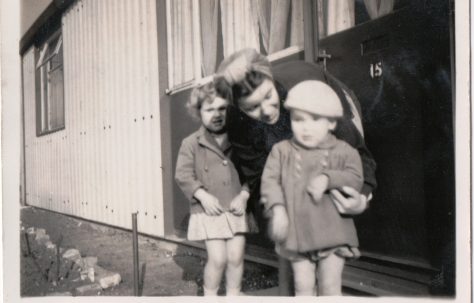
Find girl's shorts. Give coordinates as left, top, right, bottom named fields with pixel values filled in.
left=276, top=244, right=361, bottom=263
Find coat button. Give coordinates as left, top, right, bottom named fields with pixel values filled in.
left=204, top=166, right=208, bottom=171
left=222, top=160, right=228, bottom=166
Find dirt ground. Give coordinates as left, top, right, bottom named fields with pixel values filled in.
left=20, top=206, right=278, bottom=297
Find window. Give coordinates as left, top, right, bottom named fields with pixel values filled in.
left=166, top=0, right=305, bottom=91
left=36, top=32, right=65, bottom=135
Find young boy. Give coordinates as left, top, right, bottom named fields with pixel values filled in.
left=261, top=80, right=364, bottom=296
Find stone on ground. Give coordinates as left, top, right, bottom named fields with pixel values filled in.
left=45, top=241, right=56, bottom=251
left=34, top=229, right=50, bottom=245
left=94, top=265, right=121, bottom=289
left=62, top=249, right=81, bottom=263
left=79, top=256, right=98, bottom=269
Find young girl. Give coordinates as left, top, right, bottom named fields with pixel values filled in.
left=261, top=80, right=364, bottom=296
left=175, top=82, right=253, bottom=296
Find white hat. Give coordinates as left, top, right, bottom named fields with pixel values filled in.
left=284, top=80, right=343, bottom=118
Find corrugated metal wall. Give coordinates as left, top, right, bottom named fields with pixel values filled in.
left=22, top=0, right=164, bottom=236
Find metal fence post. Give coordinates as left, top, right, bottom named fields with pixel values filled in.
left=132, top=212, right=139, bottom=296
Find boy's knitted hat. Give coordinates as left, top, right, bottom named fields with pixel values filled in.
left=284, top=80, right=343, bottom=118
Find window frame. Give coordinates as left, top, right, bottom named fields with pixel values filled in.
left=35, top=30, right=65, bottom=137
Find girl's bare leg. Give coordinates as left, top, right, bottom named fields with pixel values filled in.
left=317, top=253, right=345, bottom=296
left=225, top=235, right=246, bottom=295
left=204, top=239, right=227, bottom=296
left=291, top=259, right=316, bottom=296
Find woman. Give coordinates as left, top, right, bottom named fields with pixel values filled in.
left=215, top=49, right=376, bottom=222
left=214, top=48, right=377, bottom=295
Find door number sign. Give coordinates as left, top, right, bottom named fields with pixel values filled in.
left=369, top=62, right=383, bottom=78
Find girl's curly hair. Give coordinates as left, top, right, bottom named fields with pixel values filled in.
left=186, top=81, right=222, bottom=121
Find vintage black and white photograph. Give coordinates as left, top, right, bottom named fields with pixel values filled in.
left=1, top=0, right=471, bottom=301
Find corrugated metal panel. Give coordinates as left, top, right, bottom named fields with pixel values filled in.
left=23, top=0, right=164, bottom=236
left=22, top=47, right=36, bottom=206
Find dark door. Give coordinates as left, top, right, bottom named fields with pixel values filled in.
left=318, top=0, right=454, bottom=269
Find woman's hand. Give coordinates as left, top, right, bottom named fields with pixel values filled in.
left=268, top=205, right=289, bottom=243
left=329, top=186, right=369, bottom=215
left=230, top=191, right=250, bottom=216
left=194, top=188, right=223, bottom=216
left=307, top=174, right=329, bottom=203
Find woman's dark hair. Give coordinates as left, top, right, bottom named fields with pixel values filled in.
left=215, top=71, right=268, bottom=107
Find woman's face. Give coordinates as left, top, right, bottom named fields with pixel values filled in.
left=290, top=109, right=336, bottom=149
left=200, top=96, right=229, bottom=134
left=238, top=78, right=280, bottom=124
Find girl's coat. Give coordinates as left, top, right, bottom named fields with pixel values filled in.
left=175, top=126, right=243, bottom=214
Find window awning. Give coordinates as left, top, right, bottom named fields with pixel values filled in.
left=36, top=35, right=62, bottom=69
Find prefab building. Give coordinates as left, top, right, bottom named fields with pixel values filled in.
left=22, top=0, right=164, bottom=235
left=20, top=0, right=455, bottom=295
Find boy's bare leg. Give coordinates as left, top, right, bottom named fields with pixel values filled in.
left=317, top=253, right=345, bottom=296
left=291, top=258, right=316, bottom=296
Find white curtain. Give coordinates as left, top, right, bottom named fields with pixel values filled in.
left=49, top=66, right=64, bottom=130
left=254, top=0, right=271, bottom=52
left=200, top=0, right=219, bottom=76
left=254, top=0, right=303, bottom=54
left=364, top=0, right=395, bottom=19
left=167, top=0, right=305, bottom=86
left=268, top=0, right=290, bottom=53
left=220, top=0, right=260, bottom=58
left=289, top=0, right=304, bottom=47
left=326, top=0, right=355, bottom=36
left=317, top=0, right=326, bottom=38
left=169, top=0, right=196, bottom=85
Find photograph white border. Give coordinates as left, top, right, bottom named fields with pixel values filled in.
left=2, top=0, right=471, bottom=302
